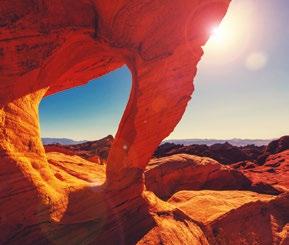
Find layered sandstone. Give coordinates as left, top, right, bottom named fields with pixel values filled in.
left=145, top=154, right=282, bottom=199
left=5, top=148, right=286, bottom=244
left=145, top=154, right=252, bottom=199
left=47, top=152, right=289, bottom=244
left=168, top=190, right=289, bottom=245
left=0, top=1, right=231, bottom=244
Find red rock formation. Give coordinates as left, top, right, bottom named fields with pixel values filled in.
left=265, top=136, right=289, bottom=155
left=240, top=150, right=289, bottom=193
left=168, top=190, right=289, bottom=244
left=145, top=154, right=281, bottom=198
left=154, top=141, right=266, bottom=164
left=154, top=136, right=289, bottom=168
left=47, top=152, right=289, bottom=244
left=44, top=135, right=113, bottom=164
left=0, top=1, right=233, bottom=244
left=256, top=135, right=289, bottom=164
left=145, top=154, right=252, bottom=199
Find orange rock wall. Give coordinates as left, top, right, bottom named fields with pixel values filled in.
left=0, top=1, right=230, bottom=243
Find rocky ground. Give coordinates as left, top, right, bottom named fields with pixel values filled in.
left=43, top=136, right=289, bottom=244
left=43, top=150, right=289, bottom=244
left=45, top=135, right=289, bottom=193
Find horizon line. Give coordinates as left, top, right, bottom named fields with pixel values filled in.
left=41, top=135, right=288, bottom=142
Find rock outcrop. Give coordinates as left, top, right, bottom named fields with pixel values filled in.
left=47, top=152, right=289, bottom=244
left=154, top=141, right=265, bottom=164
left=168, top=190, right=289, bottom=245
left=237, top=150, right=289, bottom=193
left=0, top=0, right=231, bottom=244
left=145, top=154, right=281, bottom=198
left=256, top=135, right=289, bottom=164
left=6, top=148, right=286, bottom=244
left=266, top=136, right=289, bottom=155
left=154, top=136, right=289, bottom=165
left=45, top=135, right=113, bottom=164
left=145, top=154, right=252, bottom=199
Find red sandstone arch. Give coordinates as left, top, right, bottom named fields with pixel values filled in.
left=0, top=1, right=230, bottom=243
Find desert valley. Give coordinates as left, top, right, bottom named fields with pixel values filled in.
left=45, top=135, right=289, bottom=196
left=41, top=135, right=289, bottom=244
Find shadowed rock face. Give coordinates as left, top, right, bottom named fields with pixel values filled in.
left=154, top=136, right=289, bottom=165
left=237, top=150, right=289, bottom=193
left=256, top=135, right=289, bottom=164
left=0, top=1, right=231, bottom=244
left=154, top=142, right=265, bottom=164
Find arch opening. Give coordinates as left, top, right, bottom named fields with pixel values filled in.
left=39, top=65, right=132, bottom=186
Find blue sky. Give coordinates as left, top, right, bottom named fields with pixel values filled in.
left=39, top=0, right=289, bottom=140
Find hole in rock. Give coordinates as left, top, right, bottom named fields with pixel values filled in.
left=39, top=66, right=131, bottom=185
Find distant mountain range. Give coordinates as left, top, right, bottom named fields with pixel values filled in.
left=42, top=138, right=87, bottom=145
left=42, top=137, right=274, bottom=147
left=164, top=138, right=274, bottom=147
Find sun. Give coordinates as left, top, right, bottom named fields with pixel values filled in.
left=210, top=26, right=223, bottom=42
left=209, top=24, right=232, bottom=45
left=202, top=0, right=257, bottom=64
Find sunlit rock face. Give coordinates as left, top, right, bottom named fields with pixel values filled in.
left=0, top=0, right=231, bottom=244
left=167, top=190, right=289, bottom=245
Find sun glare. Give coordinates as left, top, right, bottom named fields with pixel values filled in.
left=203, top=0, right=257, bottom=65
left=210, top=26, right=223, bottom=42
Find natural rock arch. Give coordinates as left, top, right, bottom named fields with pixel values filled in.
left=0, top=0, right=230, bottom=244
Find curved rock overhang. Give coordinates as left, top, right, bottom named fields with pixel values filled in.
left=0, top=0, right=231, bottom=243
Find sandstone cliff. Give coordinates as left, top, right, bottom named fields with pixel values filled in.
left=0, top=1, right=232, bottom=244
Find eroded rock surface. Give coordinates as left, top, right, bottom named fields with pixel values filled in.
left=11, top=149, right=289, bottom=244
left=0, top=0, right=231, bottom=244
left=46, top=152, right=289, bottom=244
left=145, top=154, right=254, bottom=199
left=168, top=190, right=289, bottom=245
left=239, top=150, right=289, bottom=193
